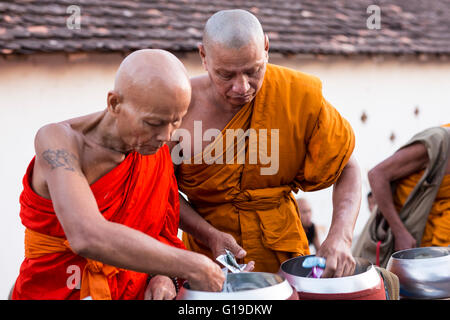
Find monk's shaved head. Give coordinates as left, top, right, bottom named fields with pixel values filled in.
left=106, top=49, right=191, bottom=155
left=113, top=49, right=191, bottom=108
left=203, top=9, right=265, bottom=52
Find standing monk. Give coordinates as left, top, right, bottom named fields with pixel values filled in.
left=171, top=10, right=361, bottom=278
left=12, top=49, right=224, bottom=300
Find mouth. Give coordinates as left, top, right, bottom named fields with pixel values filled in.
left=137, top=144, right=162, bottom=151
left=228, top=94, right=253, bottom=101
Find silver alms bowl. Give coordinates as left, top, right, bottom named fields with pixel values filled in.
left=386, top=247, right=450, bottom=299
left=176, top=272, right=295, bottom=300
left=279, top=255, right=382, bottom=294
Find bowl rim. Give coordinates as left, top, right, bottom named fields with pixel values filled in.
left=389, top=246, right=450, bottom=262
left=279, top=256, right=381, bottom=294
left=176, top=272, right=294, bottom=300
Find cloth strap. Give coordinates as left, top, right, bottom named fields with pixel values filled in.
left=24, top=228, right=120, bottom=300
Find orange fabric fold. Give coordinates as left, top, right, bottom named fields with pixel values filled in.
left=177, top=64, right=355, bottom=273
left=25, top=227, right=71, bottom=259
left=24, top=228, right=119, bottom=300
left=394, top=173, right=450, bottom=247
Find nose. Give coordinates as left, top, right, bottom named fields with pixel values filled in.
left=231, top=74, right=250, bottom=95
left=156, top=123, right=173, bottom=143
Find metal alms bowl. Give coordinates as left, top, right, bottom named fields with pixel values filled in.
left=386, top=247, right=450, bottom=299
left=279, top=255, right=381, bottom=294
left=176, top=272, right=295, bottom=300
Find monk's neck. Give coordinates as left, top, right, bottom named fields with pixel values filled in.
left=208, top=86, right=248, bottom=115
left=83, top=110, right=131, bottom=157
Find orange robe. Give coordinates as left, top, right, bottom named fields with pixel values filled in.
left=394, top=124, right=450, bottom=247
left=177, top=64, right=355, bottom=273
left=12, top=145, right=185, bottom=300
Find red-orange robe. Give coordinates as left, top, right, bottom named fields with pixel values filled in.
left=12, top=145, right=185, bottom=300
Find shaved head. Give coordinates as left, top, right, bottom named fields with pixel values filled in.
left=199, top=10, right=268, bottom=108
left=106, top=49, right=191, bottom=155
left=114, top=49, right=191, bottom=107
left=203, top=9, right=265, bottom=51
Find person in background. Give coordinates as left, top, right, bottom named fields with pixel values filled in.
left=368, top=124, right=450, bottom=252
left=296, top=198, right=321, bottom=252
left=367, top=191, right=377, bottom=214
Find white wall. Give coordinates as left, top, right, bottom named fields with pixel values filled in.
left=0, top=52, right=449, bottom=298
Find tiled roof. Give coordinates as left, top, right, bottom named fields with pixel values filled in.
left=1, top=0, right=449, bottom=56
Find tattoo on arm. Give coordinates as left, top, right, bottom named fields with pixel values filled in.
left=42, top=149, right=79, bottom=172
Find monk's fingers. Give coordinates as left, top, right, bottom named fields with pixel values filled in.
left=320, top=257, right=337, bottom=278
left=222, top=233, right=246, bottom=259
left=243, top=261, right=255, bottom=272
left=162, top=288, right=177, bottom=300
left=342, top=261, right=355, bottom=278
left=144, top=288, right=152, bottom=300
left=333, top=260, right=345, bottom=278
left=152, top=287, right=176, bottom=300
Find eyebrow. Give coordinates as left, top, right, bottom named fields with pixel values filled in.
left=216, top=63, right=263, bottom=75
left=144, top=115, right=181, bottom=123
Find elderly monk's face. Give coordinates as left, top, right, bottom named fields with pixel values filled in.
left=110, top=83, right=190, bottom=155
left=200, top=40, right=268, bottom=107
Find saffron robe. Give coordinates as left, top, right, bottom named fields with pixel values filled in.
left=177, top=64, right=355, bottom=273
left=12, top=145, right=185, bottom=300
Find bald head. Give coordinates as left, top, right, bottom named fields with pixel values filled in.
left=114, top=49, right=191, bottom=107
left=106, top=49, right=191, bottom=155
left=203, top=9, right=265, bottom=51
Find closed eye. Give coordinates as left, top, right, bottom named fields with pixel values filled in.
left=144, top=121, right=162, bottom=127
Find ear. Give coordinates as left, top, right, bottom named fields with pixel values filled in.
left=107, top=90, right=122, bottom=114
left=197, top=43, right=208, bottom=71
left=264, top=34, right=270, bottom=60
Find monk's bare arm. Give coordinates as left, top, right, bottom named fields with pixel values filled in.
left=368, top=142, right=428, bottom=249
left=34, top=124, right=223, bottom=291
left=178, top=194, right=218, bottom=247
left=172, top=159, right=250, bottom=261
left=318, top=155, right=361, bottom=278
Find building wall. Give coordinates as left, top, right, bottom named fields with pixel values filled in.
left=0, top=52, right=449, bottom=298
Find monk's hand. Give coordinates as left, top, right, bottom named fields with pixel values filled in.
left=188, top=254, right=225, bottom=292
left=144, top=275, right=176, bottom=300
left=316, top=234, right=355, bottom=278
left=208, top=230, right=255, bottom=271
left=393, top=228, right=417, bottom=252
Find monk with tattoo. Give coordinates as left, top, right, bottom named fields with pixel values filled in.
left=11, top=49, right=224, bottom=300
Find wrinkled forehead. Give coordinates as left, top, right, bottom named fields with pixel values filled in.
left=137, top=104, right=187, bottom=123
left=207, top=41, right=267, bottom=72
left=124, top=83, right=190, bottom=121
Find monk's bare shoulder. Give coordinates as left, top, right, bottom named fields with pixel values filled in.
left=177, top=75, right=210, bottom=130
left=188, top=75, right=210, bottom=114
left=32, top=121, right=85, bottom=198
left=34, top=122, right=83, bottom=163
